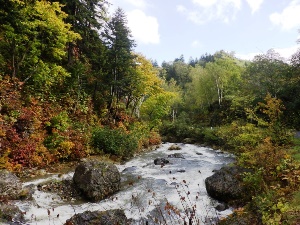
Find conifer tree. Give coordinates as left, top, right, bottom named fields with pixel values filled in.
left=103, top=7, right=136, bottom=113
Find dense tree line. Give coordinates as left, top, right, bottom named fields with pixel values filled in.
left=160, top=49, right=300, bottom=129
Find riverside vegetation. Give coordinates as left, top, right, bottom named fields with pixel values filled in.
left=1, top=0, right=300, bottom=224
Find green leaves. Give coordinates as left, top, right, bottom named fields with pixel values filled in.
left=0, top=0, right=80, bottom=92
left=141, top=91, right=177, bottom=130
left=92, top=127, right=138, bottom=157
left=243, top=49, right=289, bottom=100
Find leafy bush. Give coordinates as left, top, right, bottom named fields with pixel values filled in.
left=202, top=127, right=221, bottom=145
left=91, top=127, right=138, bottom=158
left=44, top=132, right=65, bottom=151
left=252, top=191, right=289, bottom=225
left=160, top=120, right=225, bottom=146
left=160, top=120, right=204, bottom=142
left=243, top=168, right=265, bottom=195
left=129, top=122, right=161, bottom=150
left=46, top=111, right=70, bottom=133
left=285, top=191, right=300, bottom=224
left=217, top=121, right=265, bottom=152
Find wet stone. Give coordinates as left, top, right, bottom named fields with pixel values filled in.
left=154, top=158, right=169, bottom=165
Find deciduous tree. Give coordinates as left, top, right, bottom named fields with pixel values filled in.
left=0, top=0, right=80, bottom=92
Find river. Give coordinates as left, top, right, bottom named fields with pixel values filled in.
left=14, top=143, right=235, bottom=225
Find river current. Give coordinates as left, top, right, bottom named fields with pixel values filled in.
left=14, top=143, right=235, bottom=225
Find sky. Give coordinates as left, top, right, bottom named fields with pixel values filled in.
left=108, top=0, right=300, bottom=65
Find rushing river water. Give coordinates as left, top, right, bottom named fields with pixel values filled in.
left=14, top=143, right=235, bottom=225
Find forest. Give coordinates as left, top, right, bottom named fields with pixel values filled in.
left=0, top=0, right=300, bottom=224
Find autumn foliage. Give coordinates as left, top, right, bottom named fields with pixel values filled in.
left=0, top=76, right=90, bottom=171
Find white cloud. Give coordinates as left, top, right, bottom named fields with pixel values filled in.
left=191, top=40, right=202, bottom=48
left=270, top=0, right=300, bottom=30
left=236, top=45, right=299, bottom=61
left=176, top=5, right=186, bottom=13
left=192, top=0, right=218, bottom=8
left=127, top=9, right=160, bottom=45
left=108, top=0, right=147, bottom=15
left=236, top=52, right=259, bottom=61
left=245, top=0, right=264, bottom=14
left=125, top=0, right=147, bottom=9
left=274, top=45, right=299, bottom=59
left=177, top=0, right=242, bottom=24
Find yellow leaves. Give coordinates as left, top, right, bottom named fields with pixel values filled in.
left=33, top=1, right=81, bottom=47
left=258, top=93, right=285, bottom=123
left=10, top=0, right=25, bottom=6
left=233, top=207, right=245, bottom=215
left=55, top=141, right=75, bottom=159
left=132, top=53, right=163, bottom=97
left=0, top=148, right=13, bottom=170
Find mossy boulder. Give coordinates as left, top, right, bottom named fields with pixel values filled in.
left=168, top=144, right=181, bottom=150
left=0, top=170, right=33, bottom=200
left=0, top=204, right=25, bottom=224
left=65, top=209, right=130, bottom=225
left=73, top=160, right=120, bottom=202
left=205, top=166, right=251, bottom=204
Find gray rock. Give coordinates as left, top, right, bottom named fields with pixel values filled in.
left=215, top=202, right=228, bottom=211
left=0, top=170, right=22, bottom=200
left=73, top=160, right=120, bottom=202
left=122, top=166, right=137, bottom=173
left=168, top=144, right=181, bottom=150
left=154, top=158, right=169, bottom=165
left=182, top=138, right=196, bottom=144
left=168, top=153, right=185, bottom=159
left=205, top=166, right=251, bottom=203
left=0, top=204, right=25, bottom=224
left=65, top=209, right=130, bottom=225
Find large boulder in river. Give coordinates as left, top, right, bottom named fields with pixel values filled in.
left=0, top=170, right=23, bottom=200
left=73, top=160, right=120, bottom=202
left=65, top=209, right=130, bottom=225
left=205, top=166, right=251, bottom=204
left=0, top=204, right=25, bottom=224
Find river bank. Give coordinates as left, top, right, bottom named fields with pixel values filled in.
left=1, top=143, right=236, bottom=225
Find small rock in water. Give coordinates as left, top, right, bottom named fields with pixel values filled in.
left=215, top=203, right=228, bottom=211
left=177, top=169, right=186, bottom=173
left=168, top=153, right=185, bottom=159
left=122, top=166, right=137, bottom=173
left=196, top=152, right=203, bottom=155
left=154, top=158, right=169, bottom=165
left=182, top=138, right=196, bottom=144
left=168, top=144, right=181, bottom=150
